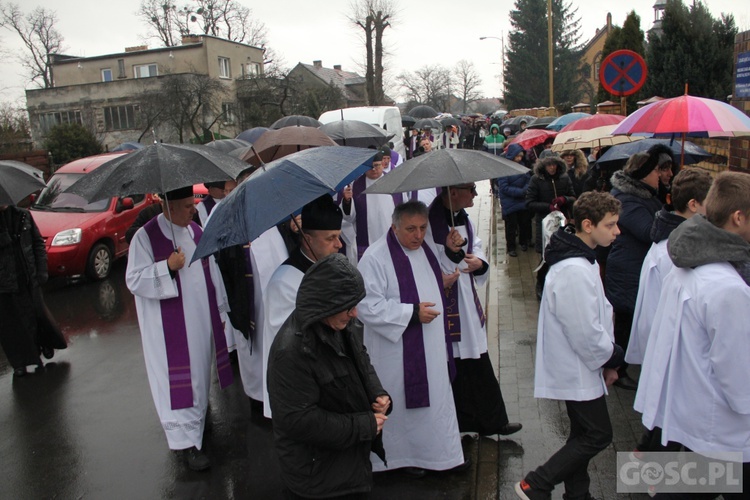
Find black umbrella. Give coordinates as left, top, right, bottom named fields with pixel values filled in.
left=408, top=105, right=439, bottom=119
left=438, top=116, right=463, bottom=129
left=525, top=116, right=557, bottom=130
left=595, top=138, right=712, bottom=168
left=270, top=115, right=322, bottom=129
left=413, top=118, right=443, bottom=131
left=65, top=143, right=248, bottom=202
left=204, top=138, right=251, bottom=154
left=401, top=115, right=417, bottom=128
left=319, top=120, right=394, bottom=148
left=0, top=160, right=47, bottom=205
left=236, top=127, right=269, bottom=143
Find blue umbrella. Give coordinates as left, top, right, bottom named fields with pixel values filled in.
left=236, top=127, right=269, bottom=143
left=595, top=138, right=711, bottom=168
left=191, top=146, right=377, bottom=262
left=546, top=112, right=591, bottom=131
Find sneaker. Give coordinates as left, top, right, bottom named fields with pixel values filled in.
left=515, top=480, right=550, bottom=500
left=184, top=446, right=211, bottom=471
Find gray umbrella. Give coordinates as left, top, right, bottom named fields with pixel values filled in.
left=319, top=120, right=394, bottom=148
left=413, top=118, right=443, bottom=131
left=0, top=160, right=47, bottom=205
left=64, top=143, right=248, bottom=202
left=364, top=149, right=526, bottom=194
left=204, top=138, right=251, bottom=154
left=270, top=115, right=322, bottom=129
left=408, top=105, right=439, bottom=119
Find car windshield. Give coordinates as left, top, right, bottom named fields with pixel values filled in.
left=31, top=173, right=109, bottom=212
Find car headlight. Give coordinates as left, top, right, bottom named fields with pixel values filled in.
left=51, top=228, right=82, bottom=246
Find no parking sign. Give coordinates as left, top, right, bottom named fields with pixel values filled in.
left=600, top=49, right=648, bottom=97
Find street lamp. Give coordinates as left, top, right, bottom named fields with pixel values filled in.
left=479, top=35, right=505, bottom=97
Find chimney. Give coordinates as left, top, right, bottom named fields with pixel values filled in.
left=334, top=65, right=342, bottom=71
left=313, top=60, right=322, bottom=69
left=606, top=12, right=612, bottom=28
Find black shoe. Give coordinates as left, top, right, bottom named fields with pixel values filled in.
left=515, top=480, right=550, bottom=500
left=401, top=467, right=427, bottom=478
left=184, top=446, right=211, bottom=471
left=521, top=244, right=529, bottom=252
left=41, top=346, right=54, bottom=359
left=13, top=367, right=27, bottom=377
left=498, top=422, right=523, bottom=435
left=614, top=375, right=638, bottom=391
left=508, top=250, right=518, bottom=257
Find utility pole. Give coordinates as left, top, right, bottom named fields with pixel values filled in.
left=479, top=34, right=505, bottom=97
left=548, top=0, right=554, bottom=108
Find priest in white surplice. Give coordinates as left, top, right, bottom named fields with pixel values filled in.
left=427, top=185, right=522, bottom=437
left=126, top=186, right=233, bottom=472
left=261, top=194, right=344, bottom=418
left=357, top=200, right=466, bottom=474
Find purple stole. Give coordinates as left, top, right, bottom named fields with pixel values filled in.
left=202, top=196, right=216, bottom=216
left=352, top=175, right=404, bottom=261
left=386, top=229, right=454, bottom=409
left=428, top=200, right=486, bottom=345
left=390, top=150, right=401, bottom=167
left=144, top=218, right=233, bottom=410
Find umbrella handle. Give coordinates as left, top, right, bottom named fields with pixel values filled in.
left=250, top=146, right=267, bottom=171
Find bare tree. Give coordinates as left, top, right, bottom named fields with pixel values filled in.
left=349, top=0, right=395, bottom=105
left=454, top=60, right=482, bottom=114
left=138, top=71, right=229, bottom=143
left=139, top=0, right=268, bottom=47
left=0, top=102, right=31, bottom=153
left=396, top=65, right=453, bottom=111
left=0, top=3, right=65, bottom=89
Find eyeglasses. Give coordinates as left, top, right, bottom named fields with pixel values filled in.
left=453, top=184, right=477, bottom=194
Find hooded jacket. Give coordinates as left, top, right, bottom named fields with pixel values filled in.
left=668, top=214, right=750, bottom=271
left=483, top=123, right=505, bottom=153
left=496, top=143, right=532, bottom=217
left=605, top=170, right=662, bottom=312
left=267, top=253, right=389, bottom=498
left=534, top=226, right=623, bottom=401
left=525, top=159, right=576, bottom=218
left=561, top=149, right=590, bottom=197
left=650, top=206, right=685, bottom=244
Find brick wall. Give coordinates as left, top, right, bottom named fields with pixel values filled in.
left=729, top=29, right=750, bottom=173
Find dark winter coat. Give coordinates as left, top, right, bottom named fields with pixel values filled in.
left=268, top=253, right=389, bottom=499
left=496, top=144, right=532, bottom=217
left=604, top=170, right=662, bottom=312
left=215, top=243, right=253, bottom=340
left=650, top=207, right=685, bottom=244
left=525, top=161, right=576, bottom=219
left=0, top=206, right=47, bottom=292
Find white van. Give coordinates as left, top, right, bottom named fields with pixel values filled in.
left=318, top=106, right=405, bottom=158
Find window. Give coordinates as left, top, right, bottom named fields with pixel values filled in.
left=222, top=103, right=236, bottom=124
left=39, top=110, right=82, bottom=133
left=102, top=69, right=113, bottom=82
left=104, top=105, right=139, bottom=131
left=247, top=62, right=261, bottom=76
left=593, top=53, right=602, bottom=81
left=218, top=57, right=231, bottom=78
left=117, top=59, right=126, bottom=78
left=134, top=64, right=158, bottom=79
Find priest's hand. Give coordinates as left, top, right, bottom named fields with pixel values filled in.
left=418, top=302, right=440, bottom=323
left=445, top=228, right=464, bottom=253
left=167, top=247, right=185, bottom=271
left=603, top=368, right=619, bottom=387
left=342, top=184, right=353, bottom=202
left=372, top=395, right=391, bottom=414
left=443, top=268, right=460, bottom=289
left=462, top=254, right=483, bottom=273
left=374, top=412, right=387, bottom=434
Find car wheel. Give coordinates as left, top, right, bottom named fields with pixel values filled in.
left=86, top=243, right=112, bottom=281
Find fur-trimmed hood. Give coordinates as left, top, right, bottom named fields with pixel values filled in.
left=533, top=158, right=566, bottom=180
left=561, top=149, right=588, bottom=179
left=610, top=170, right=658, bottom=200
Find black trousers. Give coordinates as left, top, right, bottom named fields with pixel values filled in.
left=504, top=210, right=532, bottom=251
left=525, top=396, right=612, bottom=499
left=451, top=353, right=510, bottom=435
left=613, top=309, right=634, bottom=375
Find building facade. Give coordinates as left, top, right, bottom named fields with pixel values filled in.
left=26, top=35, right=264, bottom=150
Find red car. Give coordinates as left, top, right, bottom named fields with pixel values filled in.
left=30, top=152, right=159, bottom=280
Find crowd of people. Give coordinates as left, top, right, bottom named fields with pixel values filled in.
left=3, top=113, right=749, bottom=499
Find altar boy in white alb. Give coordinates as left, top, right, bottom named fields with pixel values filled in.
left=515, top=192, right=624, bottom=500
left=357, top=201, right=465, bottom=475
left=126, top=186, right=233, bottom=472
left=637, top=172, right=750, bottom=498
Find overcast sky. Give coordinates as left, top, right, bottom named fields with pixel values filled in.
left=1, top=0, right=747, bottom=109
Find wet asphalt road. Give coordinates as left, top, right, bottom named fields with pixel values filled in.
left=0, top=260, right=477, bottom=500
